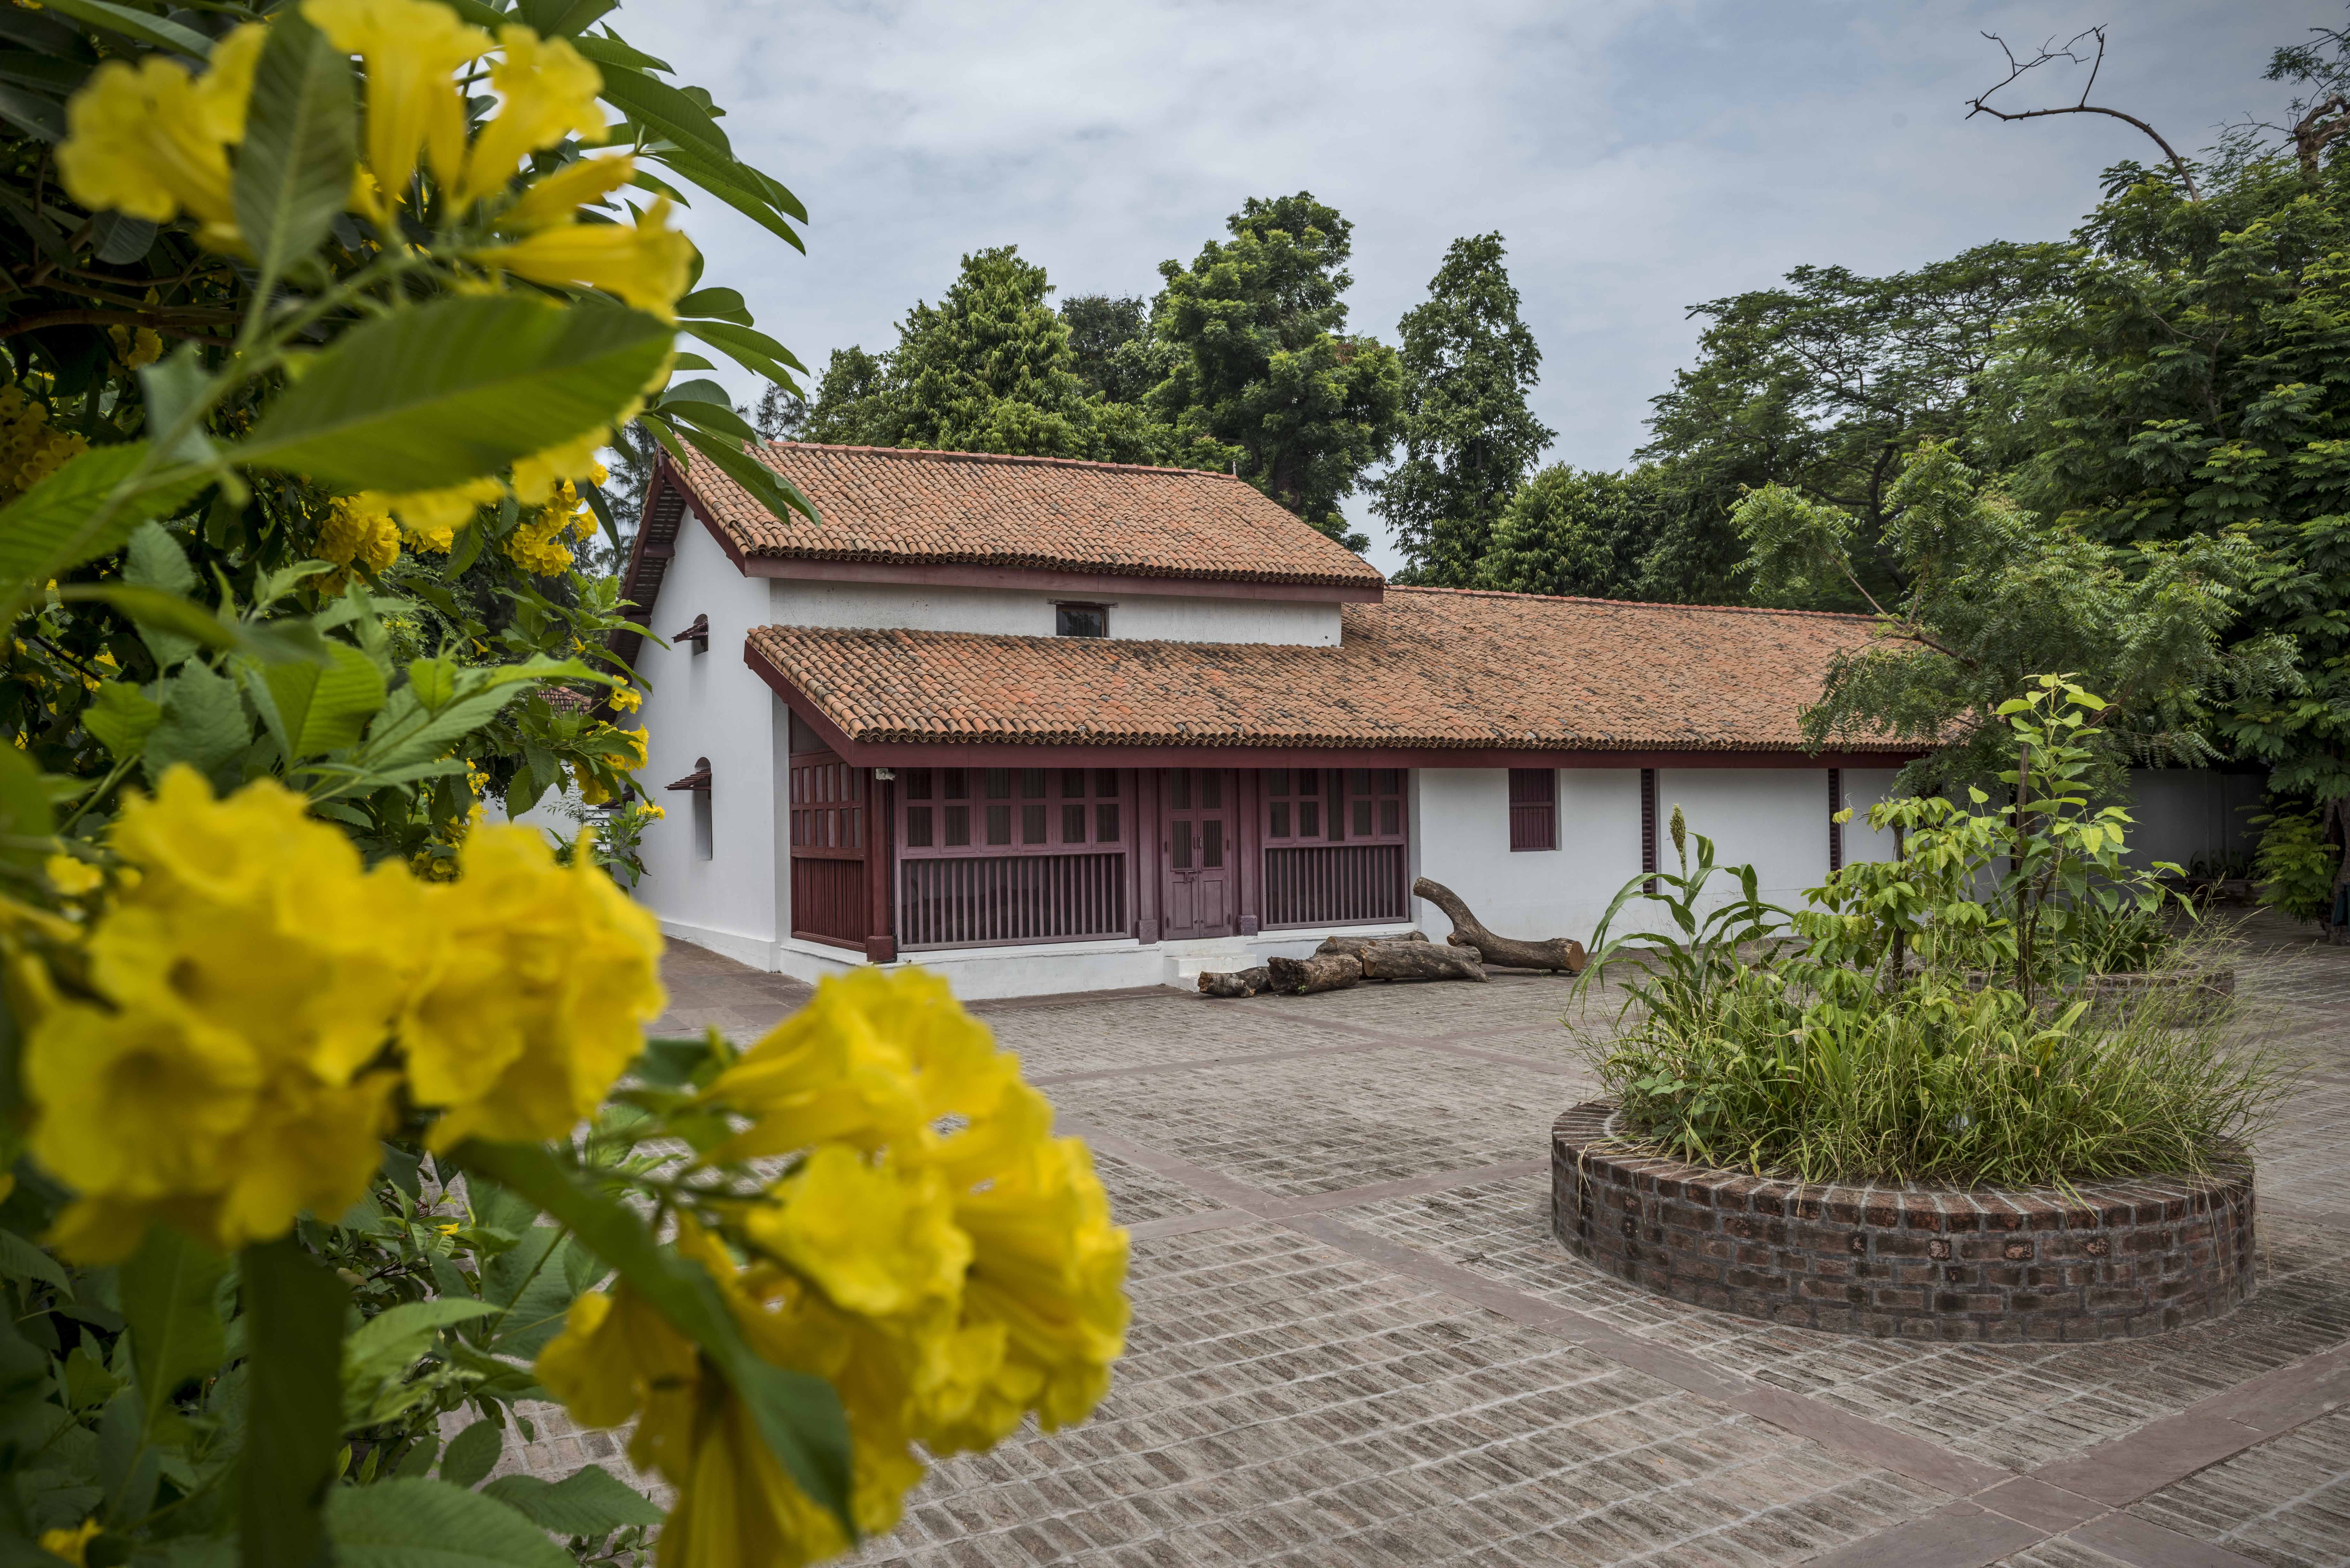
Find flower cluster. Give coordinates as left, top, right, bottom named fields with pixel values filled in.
left=537, top=968, right=1130, bottom=1568
left=0, top=385, right=90, bottom=504
left=54, top=0, right=686, bottom=547
left=315, top=495, right=403, bottom=581
left=503, top=472, right=602, bottom=577
left=20, top=768, right=666, bottom=1261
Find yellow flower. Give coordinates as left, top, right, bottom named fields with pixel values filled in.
left=54, top=24, right=266, bottom=251
left=304, top=0, right=486, bottom=219
left=25, top=769, right=415, bottom=1261
left=40, top=1518, right=102, bottom=1566
left=454, top=26, right=605, bottom=212
left=504, top=152, right=637, bottom=230
left=316, top=496, right=402, bottom=574
left=639, top=802, right=664, bottom=820
left=44, top=854, right=102, bottom=897
left=502, top=507, right=577, bottom=576
left=617, top=725, right=648, bottom=771
left=610, top=686, right=642, bottom=713
left=108, top=325, right=164, bottom=369
left=745, top=1147, right=969, bottom=1320
left=512, top=429, right=606, bottom=505
left=397, top=822, right=664, bottom=1149
left=372, top=477, right=504, bottom=541
left=470, top=196, right=695, bottom=320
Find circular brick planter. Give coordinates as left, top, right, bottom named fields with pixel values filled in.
left=1551, top=1101, right=2255, bottom=1341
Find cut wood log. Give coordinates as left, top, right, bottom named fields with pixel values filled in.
left=1359, top=943, right=1486, bottom=983
left=1411, top=877, right=1588, bottom=974
left=1197, top=966, right=1272, bottom=998
left=1313, top=931, right=1428, bottom=960
left=1267, top=953, right=1362, bottom=995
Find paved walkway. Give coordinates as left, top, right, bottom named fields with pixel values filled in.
left=509, top=919, right=2350, bottom=1567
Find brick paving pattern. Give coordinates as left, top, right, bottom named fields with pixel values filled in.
left=491, top=911, right=2350, bottom=1565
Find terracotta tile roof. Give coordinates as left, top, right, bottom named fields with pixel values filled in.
left=746, top=587, right=1906, bottom=754
left=673, top=442, right=1384, bottom=589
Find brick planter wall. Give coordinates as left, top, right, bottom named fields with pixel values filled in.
left=1551, top=1101, right=2256, bottom=1341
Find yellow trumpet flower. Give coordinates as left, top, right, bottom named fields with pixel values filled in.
left=470, top=197, right=695, bottom=321
left=304, top=0, right=488, bottom=220
left=455, top=26, right=607, bottom=212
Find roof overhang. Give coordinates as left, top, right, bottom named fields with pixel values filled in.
left=745, top=638, right=1920, bottom=773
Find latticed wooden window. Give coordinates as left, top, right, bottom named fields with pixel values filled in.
left=1262, top=768, right=1405, bottom=844
left=1508, top=768, right=1556, bottom=851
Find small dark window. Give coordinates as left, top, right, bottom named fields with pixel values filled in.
left=1020, top=768, right=1046, bottom=799
left=1170, top=770, right=1191, bottom=810
left=906, top=807, right=933, bottom=848
left=1061, top=768, right=1087, bottom=799
left=1022, top=803, right=1047, bottom=844
left=1268, top=768, right=1290, bottom=796
left=1299, top=800, right=1320, bottom=838
left=1202, top=818, right=1223, bottom=868
left=985, top=803, right=1011, bottom=845
left=944, top=805, right=970, bottom=847
left=1095, top=768, right=1118, bottom=798
left=1510, top=769, right=1557, bottom=852
left=1055, top=603, right=1108, bottom=638
left=944, top=769, right=969, bottom=800
left=1171, top=819, right=1192, bottom=869
left=904, top=769, right=933, bottom=800
left=1095, top=802, right=1120, bottom=842
left=1063, top=803, right=1087, bottom=843
left=1270, top=802, right=1290, bottom=838
left=984, top=768, right=1010, bottom=800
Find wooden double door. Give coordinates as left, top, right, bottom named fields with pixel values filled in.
left=1159, top=767, right=1236, bottom=939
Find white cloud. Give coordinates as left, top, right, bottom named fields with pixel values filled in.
left=619, top=0, right=2337, bottom=572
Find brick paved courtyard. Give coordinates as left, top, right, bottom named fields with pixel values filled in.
left=506, top=918, right=2350, bottom=1566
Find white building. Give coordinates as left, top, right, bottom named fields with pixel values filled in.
left=613, top=442, right=2254, bottom=999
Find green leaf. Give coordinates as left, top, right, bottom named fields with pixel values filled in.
left=0, top=1228, right=70, bottom=1296
left=569, top=32, right=672, bottom=74
left=663, top=396, right=762, bottom=447
left=680, top=319, right=806, bottom=386
left=138, top=348, right=218, bottom=468
left=123, top=521, right=199, bottom=666
left=240, top=1238, right=348, bottom=1568
left=0, top=82, right=64, bottom=142
left=593, top=63, right=729, bottom=156
left=436, top=1418, right=503, bottom=1490
left=119, top=1226, right=227, bottom=1444
left=674, top=287, right=751, bottom=325
left=238, top=295, right=675, bottom=494
left=232, top=9, right=356, bottom=294
left=327, top=1478, right=570, bottom=1568
left=450, top=1140, right=853, bottom=1536
left=144, top=660, right=248, bottom=782
left=343, top=1300, right=498, bottom=1406
left=651, top=139, right=806, bottom=250
left=481, top=1465, right=662, bottom=1534
left=514, top=0, right=616, bottom=36
left=36, top=0, right=212, bottom=57
left=266, top=641, right=386, bottom=758
left=671, top=420, right=815, bottom=524
left=79, top=681, right=161, bottom=762
left=0, top=443, right=210, bottom=598
left=0, top=744, right=51, bottom=867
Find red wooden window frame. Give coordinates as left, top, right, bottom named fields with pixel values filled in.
left=1640, top=767, right=1658, bottom=894
left=1261, top=768, right=1405, bottom=845
left=896, top=767, right=1129, bottom=858
left=1828, top=768, right=1844, bottom=872
left=1508, top=768, right=1557, bottom=852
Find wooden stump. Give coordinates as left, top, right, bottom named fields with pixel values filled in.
left=1412, top=877, right=1588, bottom=974
left=1313, top=931, right=1429, bottom=961
left=1267, top=953, right=1363, bottom=995
left=1360, top=943, right=1486, bottom=983
left=1198, top=966, right=1272, bottom=998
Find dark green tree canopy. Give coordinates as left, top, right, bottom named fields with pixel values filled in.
left=1151, top=192, right=1403, bottom=549
left=1059, top=293, right=1162, bottom=405
left=800, top=344, right=897, bottom=445
left=892, top=245, right=1095, bottom=457
left=1371, top=233, right=1554, bottom=584
left=1476, top=465, right=1669, bottom=601
left=1638, top=241, right=2071, bottom=606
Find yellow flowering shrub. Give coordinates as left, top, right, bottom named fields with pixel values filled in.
left=25, top=770, right=413, bottom=1261
left=316, top=495, right=402, bottom=575
left=538, top=969, right=1131, bottom=1567
left=398, top=823, right=665, bottom=1148
left=0, top=385, right=90, bottom=504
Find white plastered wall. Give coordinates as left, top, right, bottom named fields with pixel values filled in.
left=1412, top=769, right=1645, bottom=946
left=764, top=578, right=1340, bottom=645
left=1839, top=768, right=1905, bottom=865
left=630, top=508, right=788, bottom=969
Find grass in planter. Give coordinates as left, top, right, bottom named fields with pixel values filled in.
left=1571, top=783, right=2287, bottom=1190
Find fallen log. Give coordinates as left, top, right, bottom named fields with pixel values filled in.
left=1313, top=931, right=1429, bottom=960
left=1197, top=966, right=1272, bottom=998
left=1360, top=942, right=1485, bottom=983
left=1411, top=877, right=1588, bottom=974
left=1267, top=953, right=1362, bottom=995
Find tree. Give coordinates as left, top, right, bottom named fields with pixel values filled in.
left=1371, top=234, right=1553, bottom=584
left=1978, top=31, right=2350, bottom=807
left=892, top=245, right=1097, bottom=456
left=1637, top=242, right=2070, bottom=606
left=1152, top=192, right=1404, bottom=550
left=754, top=382, right=807, bottom=440
left=1060, top=293, right=1164, bottom=405
left=1738, top=443, right=2292, bottom=791
left=1476, top=465, right=1672, bottom=600
left=800, top=344, right=899, bottom=445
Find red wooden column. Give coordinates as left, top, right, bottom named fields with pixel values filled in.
left=866, top=770, right=896, bottom=963
left=1135, top=768, right=1161, bottom=944
left=1235, top=768, right=1262, bottom=935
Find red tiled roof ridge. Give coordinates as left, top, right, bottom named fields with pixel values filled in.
left=1386, top=584, right=1879, bottom=624
left=757, top=439, right=1242, bottom=481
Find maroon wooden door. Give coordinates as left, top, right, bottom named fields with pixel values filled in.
left=1159, top=767, right=1235, bottom=939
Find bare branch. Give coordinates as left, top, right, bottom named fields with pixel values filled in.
left=1964, top=25, right=2204, bottom=202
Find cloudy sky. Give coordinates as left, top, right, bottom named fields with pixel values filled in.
left=622, top=0, right=2338, bottom=573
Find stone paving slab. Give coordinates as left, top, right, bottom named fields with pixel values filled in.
left=492, top=913, right=2350, bottom=1565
